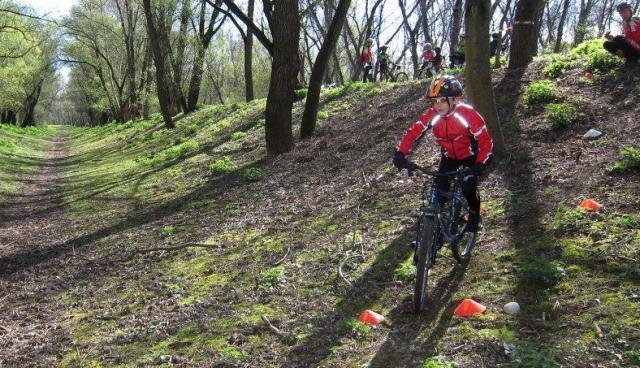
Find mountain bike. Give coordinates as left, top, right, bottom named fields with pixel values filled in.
left=381, top=63, right=409, bottom=82
left=410, top=163, right=478, bottom=313
left=416, top=61, right=438, bottom=79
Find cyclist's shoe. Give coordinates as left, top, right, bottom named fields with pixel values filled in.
left=466, top=210, right=482, bottom=232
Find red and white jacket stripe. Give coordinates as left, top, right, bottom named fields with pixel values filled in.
left=624, top=16, right=640, bottom=51
left=397, top=103, right=493, bottom=164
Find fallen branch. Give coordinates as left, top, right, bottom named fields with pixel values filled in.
left=0, top=325, right=9, bottom=332
left=273, top=246, right=291, bottom=266
left=261, top=315, right=288, bottom=338
left=130, top=243, right=223, bottom=255
left=338, top=254, right=364, bottom=287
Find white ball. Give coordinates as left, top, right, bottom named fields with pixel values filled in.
left=503, top=301, right=521, bottom=315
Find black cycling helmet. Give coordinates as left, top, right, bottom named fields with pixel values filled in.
left=434, top=46, right=441, bottom=53
left=616, top=2, right=632, bottom=11
left=427, top=75, right=463, bottom=98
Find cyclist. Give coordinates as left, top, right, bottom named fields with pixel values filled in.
left=361, top=38, right=375, bottom=82
left=392, top=75, right=494, bottom=237
left=378, top=45, right=391, bottom=81
left=604, top=2, right=640, bottom=65
left=433, top=46, right=443, bottom=73
left=420, top=43, right=436, bottom=74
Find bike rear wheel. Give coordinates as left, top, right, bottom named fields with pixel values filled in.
left=414, top=214, right=436, bottom=313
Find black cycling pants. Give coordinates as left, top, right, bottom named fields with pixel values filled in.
left=603, top=36, right=640, bottom=59
left=363, top=63, right=373, bottom=82
left=435, top=155, right=480, bottom=213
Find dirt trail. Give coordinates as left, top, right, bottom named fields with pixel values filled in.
left=0, top=130, right=78, bottom=366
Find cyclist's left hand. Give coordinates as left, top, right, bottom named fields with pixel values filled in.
left=472, top=163, right=485, bottom=177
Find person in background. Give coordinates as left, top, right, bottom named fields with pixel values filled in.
left=378, top=45, right=391, bottom=82
left=604, top=2, right=640, bottom=65
left=361, top=38, right=375, bottom=82
left=489, top=32, right=500, bottom=57
left=433, top=46, right=443, bottom=72
left=450, top=34, right=466, bottom=67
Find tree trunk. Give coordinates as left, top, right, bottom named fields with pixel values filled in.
left=449, top=0, right=464, bottom=59
left=142, top=0, right=174, bottom=128
left=300, top=0, right=351, bottom=139
left=574, top=0, right=595, bottom=46
left=22, top=78, right=44, bottom=127
left=554, top=0, right=571, bottom=53
left=264, top=0, right=300, bottom=156
left=244, top=0, right=255, bottom=102
left=465, top=0, right=505, bottom=159
left=508, top=0, right=545, bottom=69
left=418, top=0, right=431, bottom=43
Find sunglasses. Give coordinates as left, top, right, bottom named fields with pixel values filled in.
left=429, top=97, right=449, bottom=105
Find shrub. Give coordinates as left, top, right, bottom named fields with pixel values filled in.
left=517, top=259, right=565, bottom=289
left=607, top=146, right=640, bottom=173
left=210, top=156, right=237, bottom=175
left=336, top=317, right=370, bottom=338
left=243, top=167, right=263, bottom=182
left=544, top=58, right=574, bottom=78
left=569, top=39, right=606, bottom=60
left=162, top=225, right=176, bottom=236
left=258, top=266, right=284, bottom=289
left=231, top=131, right=247, bottom=140
left=294, top=88, right=308, bottom=101
left=545, top=102, right=576, bottom=129
left=584, top=49, right=622, bottom=73
left=523, top=80, right=555, bottom=106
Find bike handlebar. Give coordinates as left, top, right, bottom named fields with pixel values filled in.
left=408, top=162, right=471, bottom=178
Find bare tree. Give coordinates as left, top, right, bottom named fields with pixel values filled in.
left=465, top=0, right=505, bottom=158
left=300, top=0, right=351, bottom=138
left=574, top=0, right=596, bottom=46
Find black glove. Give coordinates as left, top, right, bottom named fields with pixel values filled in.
left=393, top=150, right=409, bottom=170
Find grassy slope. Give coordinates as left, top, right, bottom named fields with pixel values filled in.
left=0, top=124, right=56, bottom=200
left=4, top=49, right=639, bottom=367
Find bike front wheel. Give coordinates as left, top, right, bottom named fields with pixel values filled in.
left=414, top=214, right=436, bottom=313
left=394, top=72, right=409, bottom=82
left=450, top=200, right=476, bottom=263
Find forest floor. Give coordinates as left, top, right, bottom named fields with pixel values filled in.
left=1, top=57, right=640, bottom=368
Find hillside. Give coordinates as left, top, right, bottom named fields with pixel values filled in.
left=1, top=48, right=639, bottom=367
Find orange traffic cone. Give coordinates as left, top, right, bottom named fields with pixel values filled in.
left=453, top=298, right=486, bottom=317
left=357, top=309, right=385, bottom=325
left=579, top=198, right=603, bottom=212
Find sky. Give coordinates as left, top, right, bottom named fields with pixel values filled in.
left=18, top=0, right=78, bottom=18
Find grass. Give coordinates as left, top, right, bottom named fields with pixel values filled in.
left=0, top=124, right=56, bottom=199
left=4, top=66, right=640, bottom=367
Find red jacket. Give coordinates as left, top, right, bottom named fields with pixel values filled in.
left=624, top=16, right=640, bottom=51
left=422, top=50, right=435, bottom=62
left=361, top=47, right=373, bottom=64
left=397, top=103, right=493, bottom=164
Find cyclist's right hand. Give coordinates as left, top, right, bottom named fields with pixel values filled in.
left=393, top=150, right=416, bottom=175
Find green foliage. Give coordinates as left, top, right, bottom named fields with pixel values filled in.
left=393, top=260, right=415, bottom=282
left=141, top=140, right=199, bottom=167
left=336, top=317, right=370, bottom=338
left=549, top=204, right=590, bottom=233
left=294, top=88, right=308, bottom=101
left=544, top=56, right=575, bottom=78
left=243, top=167, right=263, bottom=182
left=607, top=146, right=640, bottom=173
left=625, top=350, right=640, bottom=365
left=523, top=80, right=556, bottom=106
left=423, top=357, right=458, bottom=368
left=490, top=56, right=507, bottom=69
left=584, top=49, right=623, bottom=73
left=317, top=110, right=329, bottom=120
left=231, top=131, right=247, bottom=140
left=210, top=156, right=237, bottom=175
left=162, top=225, right=176, bottom=237
left=569, top=39, right=606, bottom=60
left=545, top=103, right=576, bottom=129
left=442, top=66, right=465, bottom=75
left=517, top=259, right=565, bottom=289
left=258, top=266, right=284, bottom=289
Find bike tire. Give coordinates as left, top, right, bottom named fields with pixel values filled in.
left=395, top=72, right=409, bottom=82
left=414, top=214, right=436, bottom=313
left=450, top=197, right=475, bottom=264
